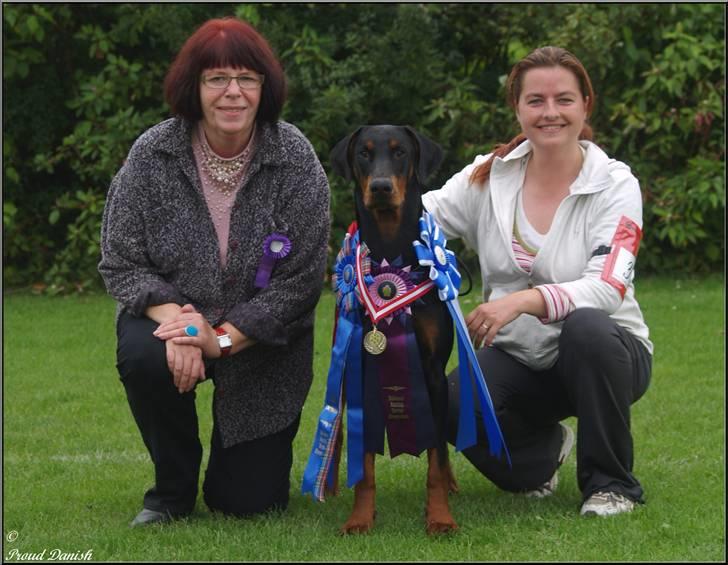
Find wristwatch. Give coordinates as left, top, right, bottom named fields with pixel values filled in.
left=214, top=326, right=232, bottom=358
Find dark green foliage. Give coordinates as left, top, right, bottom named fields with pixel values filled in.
left=3, top=4, right=724, bottom=291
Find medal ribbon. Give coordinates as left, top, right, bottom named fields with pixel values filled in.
left=376, top=319, right=418, bottom=456
left=355, top=244, right=434, bottom=324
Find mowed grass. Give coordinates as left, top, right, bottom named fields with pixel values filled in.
left=2, top=274, right=724, bottom=561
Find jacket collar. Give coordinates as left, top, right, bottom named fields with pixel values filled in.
left=487, top=139, right=615, bottom=248
left=491, top=139, right=613, bottom=194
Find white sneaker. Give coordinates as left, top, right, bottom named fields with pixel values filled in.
left=580, top=491, right=635, bottom=516
left=524, top=423, right=575, bottom=498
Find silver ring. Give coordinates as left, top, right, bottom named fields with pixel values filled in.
left=184, top=325, right=199, bottom=337
left=482, top=323, right=489, bottom=331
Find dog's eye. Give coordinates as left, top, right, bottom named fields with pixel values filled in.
left=359, top=150, right=370, bottom=159
left=393, top=148, right=406, bottom=159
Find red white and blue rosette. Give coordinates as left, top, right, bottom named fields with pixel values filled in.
left=413, top=211, right=510, bottom=463
left=367, top=260, right=416, bottom=322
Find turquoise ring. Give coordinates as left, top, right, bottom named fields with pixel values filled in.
left=184, top=325, right=199, bottom=337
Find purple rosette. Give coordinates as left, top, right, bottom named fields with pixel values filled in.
left=254, top=233, right=292, bottom=288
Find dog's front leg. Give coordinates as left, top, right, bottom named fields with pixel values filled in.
left=425, top=448, right=458, bottom=535
left=340, top=452, right=376, bottom=535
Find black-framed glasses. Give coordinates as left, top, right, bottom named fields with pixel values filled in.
left=201, top=73, right=265, bottom=90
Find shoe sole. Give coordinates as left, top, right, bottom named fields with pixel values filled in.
left=557, top=423, right=575, bottom=466
left=523, top=423, right=574, bottom=498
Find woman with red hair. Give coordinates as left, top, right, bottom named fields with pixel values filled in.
left=99, top=18, right=330, bottom=526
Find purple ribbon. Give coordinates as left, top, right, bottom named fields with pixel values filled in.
left=254, top=233, right=292, bottom=288
left=377, top=319, right=417, bottom=456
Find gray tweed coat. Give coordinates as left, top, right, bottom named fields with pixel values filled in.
left=99, top=117, right=330, bottom=447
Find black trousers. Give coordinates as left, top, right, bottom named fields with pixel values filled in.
left=447, top=308, right=651, bottom=503
left=116, top=312, right=300, bottom=517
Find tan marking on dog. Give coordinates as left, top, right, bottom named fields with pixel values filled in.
left=425, top=448, right=458, bottom=535
left=359, top=174, right=373, bottom=205
left=372, top=208, right=402, bottom=241
left=340, top=452, right=377, bottom=535
left=391, top=174, right=407, bottom=207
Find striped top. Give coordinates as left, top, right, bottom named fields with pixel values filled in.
left=513, top=189, right=574, bottom=324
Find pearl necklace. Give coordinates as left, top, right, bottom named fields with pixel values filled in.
left=198, top=125, right=254, bottom=197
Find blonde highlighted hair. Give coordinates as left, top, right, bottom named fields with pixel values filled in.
left=470, top=46, right=595, bottom=186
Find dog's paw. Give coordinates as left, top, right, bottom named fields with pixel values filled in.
left=339, top=512, right=376, bottom=535
left=425, top=516, right=459, bottom=536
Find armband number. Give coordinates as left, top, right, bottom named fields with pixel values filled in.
left=601, top=216, right=642, bottom=297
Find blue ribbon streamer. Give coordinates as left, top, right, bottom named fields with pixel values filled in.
left=448, top=300, right=511, bottom=465
left=302, top=309, right=361, bottom=500
left=303, top=230, right=367, bottom=501
left=345, top=316, right=364, bottom=488
left=414, top=211, right=510, bottom=465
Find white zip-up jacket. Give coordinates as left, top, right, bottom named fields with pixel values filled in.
left=423, top=140, right=652, bottom=370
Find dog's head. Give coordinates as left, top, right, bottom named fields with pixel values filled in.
left=330, top=125, right=443, bottom=213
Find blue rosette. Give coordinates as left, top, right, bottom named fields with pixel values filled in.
left=413, top=213, right=462, bottom=301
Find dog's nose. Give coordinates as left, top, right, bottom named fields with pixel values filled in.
left=369, top=179, right=393, bottom=195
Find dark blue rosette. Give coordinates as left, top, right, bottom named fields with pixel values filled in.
left=332, top=231, right=372, bottom=313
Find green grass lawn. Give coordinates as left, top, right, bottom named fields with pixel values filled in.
left=3, top=274, right=725, bottom=561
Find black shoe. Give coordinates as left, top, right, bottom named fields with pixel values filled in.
left=129, top=508, right=174, bottom=527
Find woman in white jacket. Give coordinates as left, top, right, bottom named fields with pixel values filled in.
left=423, top=46, right=652, bottom=517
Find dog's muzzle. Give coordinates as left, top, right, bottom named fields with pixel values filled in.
left=367, top=178, right=397, bottom=209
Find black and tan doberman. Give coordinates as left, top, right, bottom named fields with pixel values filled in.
left=330, top=125, right=458, bottom=535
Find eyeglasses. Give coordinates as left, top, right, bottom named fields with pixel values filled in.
left=201, top=73, right=265, bottom=90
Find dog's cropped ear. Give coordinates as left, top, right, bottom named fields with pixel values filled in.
left=404, top=126, right=444, bottom=184
left=330, top=127, right=363, bottom=181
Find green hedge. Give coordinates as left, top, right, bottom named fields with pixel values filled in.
left=3, top=4, right=724, bottom=292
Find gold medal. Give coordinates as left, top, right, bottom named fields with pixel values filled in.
left=363, top=327, right=387, bottom=355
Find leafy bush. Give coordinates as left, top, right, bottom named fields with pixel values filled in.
left=2, top=3, right=724, bottom=292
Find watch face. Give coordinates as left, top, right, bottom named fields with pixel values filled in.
left=218, top=334, right=233, bottom=349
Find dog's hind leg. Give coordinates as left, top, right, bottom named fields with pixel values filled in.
left=340, top=452, right=376, bottom=535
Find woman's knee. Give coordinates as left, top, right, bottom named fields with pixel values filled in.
left=560, top=308, right=614, bottom=346
left=558, top=308, right=635, bottom=398
left=560, top=308, right=618, bottom=357
left=116, top=314, right=169, bottom=383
